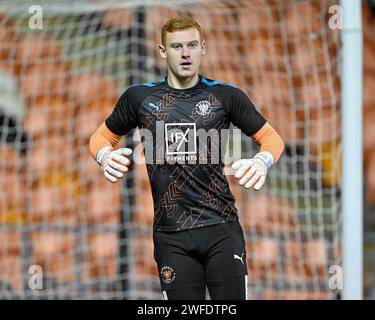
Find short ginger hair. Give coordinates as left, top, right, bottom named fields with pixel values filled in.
left=161, top=16, right=203, bottom=46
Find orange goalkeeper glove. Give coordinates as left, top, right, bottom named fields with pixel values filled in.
left=231, top=151, right=274, bottom=190
left=96, top=146, right=133, bottom=183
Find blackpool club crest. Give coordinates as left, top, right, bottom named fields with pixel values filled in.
left=160, top=266, right=176, bottom=284
left=194, top=100, right=211, bottom=116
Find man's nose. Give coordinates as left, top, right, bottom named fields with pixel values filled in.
left=181, top=46, right=190, bottom=57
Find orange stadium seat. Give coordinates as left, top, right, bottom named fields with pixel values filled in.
left=308, top=106, right=342, bottom=187
left=302, top=239, right=327, bottom=280
left=132, top=234, right=158, bottom=280
left=241, top=34, right=286, bottom=73
left=260, top=104, right=304, bottom=147
left=262, top=237, right=334, bottom=299
left=0, top=255, right=22, bottom=293
left=0, top=14, right=18, bottom=75
left=0, top=232, right=22, bottom=291
left=102, top=8, right=134, bottom=30
left=253, top=238, right=279, bottom=266
left=259, top=290, right=280, bottom=300
left=0, top=144, right=20, bottom=167
left=83, top=233, right=118, bottom=280
left=193, top=1, right=236, bottom=29
left=365, top=109, right=375, bottom=166
left=24, top=97, right=76, bottom=139
left=19, top=62, right=70, bottom=100
left=88, top=233, right=118, bottom=260
left=247, top=237, right=279, bottom=283
left=364, top=69, right=375, bottom=111
left=363, top=33, right=375, bottom=112
left=284, top=0, right=322, bottom=38
left=289, top=36, right=327, bottom=74
left=284, top=239, right=302, bottom=265
left=16, top=36, right=66, bottom=101
left=260, top=290, right=313, bottom=300
left=0, top=171, right=26, bottom=216
left=192, top=1, right=241, bottom=45
left=30, top=180, right=79, bottom=225
left=250, top=73, right=294, bottom=107
left=297, top=291, right=332, bottom=300
left=133, top=164, right=154, bottom=227
left=236, top=0, right=279, bottom=38
left=308, top=106, right=341, bottom=158
left=0, top=13, right=14, bottom=56
left=283, top=263, right=306, bottom=286
left=364, top=41, right=375, bottom=74
left=226, top=174, right=251, bottom=216
left=133, top=202, right=154, bottom=228
left=283, top=240, right=313, bottom=287
left=199, top=32, right=241, bottom=79
left=334, top=240, right=342, bottom=260
left=23, top=101, right=50, bottom=139
left=366, top=152, right=375, bottom=205
left=0, top=58, right=18, bottom=77
left=84, top=182, right=121, bottom=226
left=30, top=232, right=75, bottom=282
left=240, top=193, right=296, bottom=234
left=296, top=71, right=340, bottom=109
left=27, top=135, right=76, bottom=176
left=0, top=146, right=26, bottom=223
left=235, top=2, right=283, bottom=75
left=261, top=289, right=331, bottom=300
left=15, top=34, right=63, bottom=65
left=75, top=101, right=114, bottom=143
left=79, top=152, right=102, bottom=178
left=69, top=73, right=119, bottom=106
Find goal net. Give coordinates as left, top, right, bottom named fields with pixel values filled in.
left=0, top=0, right=342, bottom=299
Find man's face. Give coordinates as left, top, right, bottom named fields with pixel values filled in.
left=159, top=28, right=205, bottom=80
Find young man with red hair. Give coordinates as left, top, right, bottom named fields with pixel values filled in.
left=90, top=16, right=284, bottom=300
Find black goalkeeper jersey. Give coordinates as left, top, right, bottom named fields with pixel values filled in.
left=105, top=75, right=266, bottom=232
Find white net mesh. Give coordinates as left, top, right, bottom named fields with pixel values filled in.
left=0, top=0, right=342, bottom=299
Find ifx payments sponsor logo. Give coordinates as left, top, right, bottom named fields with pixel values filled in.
left=130, top=120, right=242, bottom=174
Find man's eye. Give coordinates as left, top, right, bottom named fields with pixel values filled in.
left=172, top=45, right=181, bottom=49
left=188, top=43, right=198, bottom=48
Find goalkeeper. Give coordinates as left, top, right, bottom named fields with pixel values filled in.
left=89, top=16, right=284, bottom=300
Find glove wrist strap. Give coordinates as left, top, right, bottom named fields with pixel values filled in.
left=96, top=146, right=111, bottom=166
left=254, top=151, right=274, bottom=169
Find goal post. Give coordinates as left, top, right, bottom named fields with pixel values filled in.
left=341, top=0, right=363, bottom=300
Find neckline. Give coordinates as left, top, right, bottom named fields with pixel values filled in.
left=164, top=75, right=202, bottom=93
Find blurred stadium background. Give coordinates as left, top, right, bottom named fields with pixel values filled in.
left=0, top=0, right=372, bottom=299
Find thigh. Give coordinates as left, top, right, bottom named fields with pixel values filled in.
left=153, top=231, right=205, bottom=293
left=204, top=222, right=248, bottom=284
left=207, top=276, right=248, bottom=300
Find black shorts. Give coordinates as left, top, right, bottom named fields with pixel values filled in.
left=153, top=222, right=248, bottom=297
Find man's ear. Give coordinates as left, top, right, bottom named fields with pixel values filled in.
left=201, top=40, right=206, bottom=56
left=158, top=44, right=167, bottom=59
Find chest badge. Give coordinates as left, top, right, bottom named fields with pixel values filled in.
left=194, top=100, right=211, bottom=116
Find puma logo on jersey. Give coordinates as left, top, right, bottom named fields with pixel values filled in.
left=147, top=102, right=160, bottom=112
left=234, top=253, right=244, bottom=264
